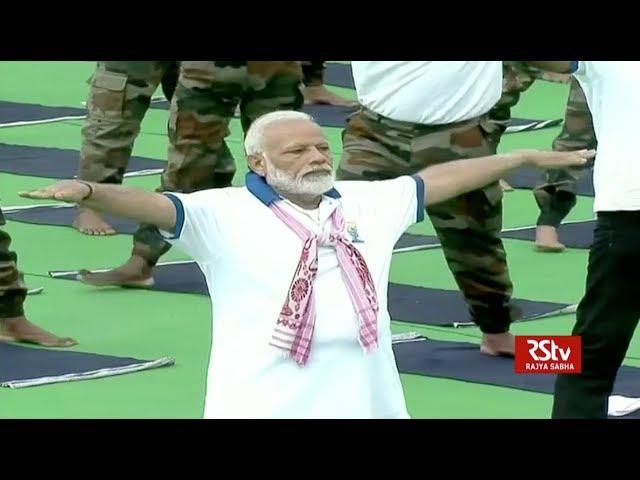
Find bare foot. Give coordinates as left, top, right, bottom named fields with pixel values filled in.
left=304, top=85, right=359, bottom=107
left=480, top=332, right=515, bottom=357
left=538, top=72, right=571, bottom=84
left=73, top=207, right=116, bottom=236
left=499, top=179, right=514, bottom=192
left=535, top=225, right=565, bottom=252
left=78, top=255, right=154, bottom=288
left=0, top=316, right=77, bottom=347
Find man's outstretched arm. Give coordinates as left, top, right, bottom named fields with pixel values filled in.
left=417, top=149, right=595, bottom=207
left=19, top=181, right=177, bottom=232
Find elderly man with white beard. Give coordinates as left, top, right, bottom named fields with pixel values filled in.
left=20, top=110, right=593, bottom=419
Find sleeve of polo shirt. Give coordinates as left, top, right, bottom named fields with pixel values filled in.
left=159, top=189, right=227, bottom=263
left=571, top=61, right=588, bottom=78
left=570, top=61, right=593, bottom=96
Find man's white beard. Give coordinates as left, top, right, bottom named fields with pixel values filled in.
left=266, top=163, right=335, bottom=197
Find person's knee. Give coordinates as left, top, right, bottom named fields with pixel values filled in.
left=87, top=69, right=129, bottom=119
left=87, top=68, right=156, bottom=123
left=171, top=113, right=232, bottom=150
left=163, top=168, right=236, bottom=193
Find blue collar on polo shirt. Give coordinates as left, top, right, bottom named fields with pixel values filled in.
left=245, top=171, right=341, bottom=206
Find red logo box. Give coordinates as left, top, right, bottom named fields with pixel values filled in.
left=515, top=336, right=581, bottom=374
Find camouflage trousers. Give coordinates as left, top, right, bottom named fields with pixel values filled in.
left=302, top=61, right=326, bottom=86
left=0, top=208, right=27, bottom=318
left=134, top=61, right=305, bottom=264
left=79, top=61, right=179, bottom=185
left=337, top=107, right=514, bottom=333
left=534, top=78, right=596, bottom=227
left=483, top=61, right=539, bottom=147
left=488, top=61, right=538, bottom=127
left=488, top=63, right=597, bottom=227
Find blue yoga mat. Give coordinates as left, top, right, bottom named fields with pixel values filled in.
left=324, top=63, right=355, bottom=89
left=392, top=336, right=640, bottom=419
left=4, top=205, right=140, bottom=234
left=0, top=342, right=174, bottom=388
left=0, top=143, right=164, bottom=179
left=149, top=100, right=358, bottom=128
left=49, top=262, right=572, bottom=328
left=505, top=165, right=594, bottom=197
left=395, top=220, right=596, bottom=252
left=0, top=101, right=85, bottom=124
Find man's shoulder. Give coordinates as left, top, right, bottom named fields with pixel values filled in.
left=167, top=186, right=256, bottom=219
left=334, top=179, right=374, bottom=198
left=334, top=176, right=417, bottom=203
left=335, top=176, right=414, bottom=191
left=177, top=185, right=247, bottom=202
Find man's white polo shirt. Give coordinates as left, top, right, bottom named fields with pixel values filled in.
left=570, top=61, right=640, bottom=212
left=351, top=61, right=503, bottom=124
left=162, top=171, right=425, bottom=419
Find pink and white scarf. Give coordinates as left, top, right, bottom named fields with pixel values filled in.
left=268, top=201, right=379, bottom=366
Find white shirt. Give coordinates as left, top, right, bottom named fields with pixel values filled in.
left=351, top=61, right=503, bottom=124
left=572, top=61, right=640, bottom=212
left=162, top=172, right=425, bottom=419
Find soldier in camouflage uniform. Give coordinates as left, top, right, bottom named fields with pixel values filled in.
left=302, top=61, right=358, bottom=107
left=485, top=61, right=539, bottom=191
left=533, top=78, right=596, bottom=251
left=79, top=61, right=304, bottom=288
left=76, top=61, right=180, bottom=236
left=485, top=62, right=538, bottom=147
left=0, top=208, right=76, bottom=347
left=337, top=61, right=517, bottom=355
left=487, top=63, right=596, bottom=251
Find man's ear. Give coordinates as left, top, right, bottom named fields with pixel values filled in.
left=247, top=154, right=267, bottom=177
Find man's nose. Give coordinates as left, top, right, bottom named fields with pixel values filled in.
left=308, top=146, right=331, bottom=164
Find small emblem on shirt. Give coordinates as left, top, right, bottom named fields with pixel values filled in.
left=346, top=222, right=364, bottom=243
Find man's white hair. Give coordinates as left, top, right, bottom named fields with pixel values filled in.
left=244, top=110, right=316, bottom=156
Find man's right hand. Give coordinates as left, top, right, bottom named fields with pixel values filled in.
left=19, top=180, right=93, bottom=203
left=518, top=149, right=596, bottom=170
left=20, top=180, right=176, bottom=232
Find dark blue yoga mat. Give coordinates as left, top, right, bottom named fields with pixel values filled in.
left=0, top=342, right=174, bottom=388
left=395, top=220, right=596, bottom=251
left=0, top=143, right=164, bottom=179
left=393, top=337, right=640, bottom=418
left=50, top=262, right=572, bottom=327
left=0, top=101, right=85, bottom=124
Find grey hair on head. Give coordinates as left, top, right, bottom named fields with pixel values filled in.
left=244, top=110, right=316, bottom=156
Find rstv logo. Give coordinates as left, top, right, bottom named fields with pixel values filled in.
left=515, top=336, right=582, bottom=374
